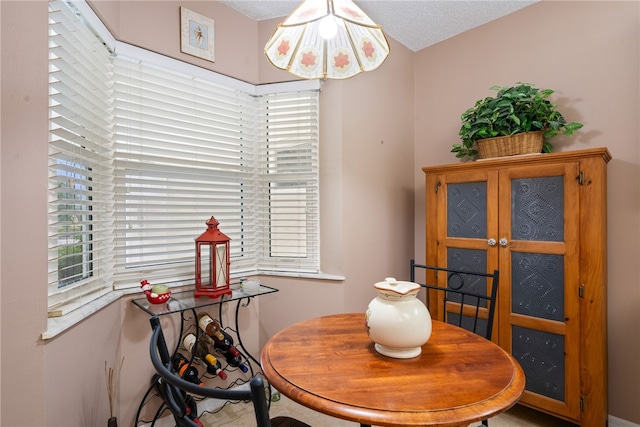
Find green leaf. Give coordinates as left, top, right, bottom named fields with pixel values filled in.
left=547, top=120, right=561, bottom=130
left=540, top=89, right=554, bottom=98
left=565, top=122, right=584, bottom=133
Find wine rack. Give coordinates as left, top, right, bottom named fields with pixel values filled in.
left=132, top=285, right=278, bottom=426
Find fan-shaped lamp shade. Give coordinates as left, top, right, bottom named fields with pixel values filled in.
left=264, top=0, right=390, bottom=80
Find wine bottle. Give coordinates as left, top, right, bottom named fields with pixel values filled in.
left=197, top=313, right=248, bottom=372
left=209, top=336, right=248, bottom=373
left=183, top=333, right=228, bottom=379
left=197, top=313, right=226, bottom=343
left=218, top=327, right=236, bottom=347
left=198, top=314, right=235, bottom=351
left=203, top=354, right=227, bottom=379
left=216, top=344, right=249, bottom=373
left=172, top=353, right=204, bottom=386
left=183, top=395, right=204, bottom=427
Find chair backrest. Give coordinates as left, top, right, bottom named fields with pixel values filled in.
left=410, top=260, right=499, bottom=340
left=149, top=316, right=271, bottom=427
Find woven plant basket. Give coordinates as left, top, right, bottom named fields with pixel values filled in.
left=476, top=131, right=544, bottom=159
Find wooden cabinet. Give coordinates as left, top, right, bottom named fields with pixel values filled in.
left=423, top=148, right=610, bottom=426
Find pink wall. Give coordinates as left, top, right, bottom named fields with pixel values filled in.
left=414, top=2, right=640, bottom=423
left=90, top=0, right=261, bottom=84
left=0, top=0, right=638, bottom=426
left=1, top=2, right=49, bottom=425
left=44, top=303, right=122, bottom=425
left=338, top=38, right=416, bottom=313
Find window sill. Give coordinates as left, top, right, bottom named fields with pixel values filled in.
left=257, top=270, right=345, bottom=281
left=43, top=290, right=124, bottom=340
left=42, top=271, right=344, bottom=340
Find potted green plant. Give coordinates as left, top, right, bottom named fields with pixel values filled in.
left=451, top=83, right=583, bottom=160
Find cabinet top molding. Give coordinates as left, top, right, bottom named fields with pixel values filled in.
left=423, top=147, right=611, bottom=174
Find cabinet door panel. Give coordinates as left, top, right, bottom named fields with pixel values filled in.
left=512, top=326, right=566, bottom=401
left=446, top=247, right=490, bottom=338
left=511, top=176, right=564, bottom=242
left=511, top=252, right=564, bottom=322
left=498, top=163, right=580, bottom=421
left=447, top=181, right=488, bottom=238
left=434, top=170, right=499, bottom=338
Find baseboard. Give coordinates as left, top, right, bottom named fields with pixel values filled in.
left=610, top=415, right=640, bottom=427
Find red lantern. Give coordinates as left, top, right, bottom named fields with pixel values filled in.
left=195, top=216, right=231, bottom=298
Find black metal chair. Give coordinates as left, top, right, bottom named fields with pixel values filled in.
left=149, top=316, right=310, bottom=427
left=410, top=260, right=500, bottom=427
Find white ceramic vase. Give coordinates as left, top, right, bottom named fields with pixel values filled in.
left=365, top=277, right=432, bottom=359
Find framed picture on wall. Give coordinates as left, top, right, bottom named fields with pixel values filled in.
left=180, top=7, right=215, bottom=62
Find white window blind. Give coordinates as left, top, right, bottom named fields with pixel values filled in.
left=48, top=0, right=321, bottom=314
left=256, top=91, right=320, bottom=273
left=47, top=0, right=115, bottom=315
left=112, top=56, right=259, bottom=289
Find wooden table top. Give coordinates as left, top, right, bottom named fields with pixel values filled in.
left=261, top=313, right=525, bottom=427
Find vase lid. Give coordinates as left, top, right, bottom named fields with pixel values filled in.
left=374, top=277, right=421, bottom=295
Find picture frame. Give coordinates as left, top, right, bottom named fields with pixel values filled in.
left=180, top=7, right=215, bottom=62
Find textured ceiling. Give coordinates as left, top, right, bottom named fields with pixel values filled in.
left=219, top=0, right=538, bottom=52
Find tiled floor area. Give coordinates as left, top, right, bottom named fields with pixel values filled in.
left=201, top=393, right=578, bottom=427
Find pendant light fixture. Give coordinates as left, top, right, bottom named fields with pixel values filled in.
left=264, top=0, right=390, bottom=80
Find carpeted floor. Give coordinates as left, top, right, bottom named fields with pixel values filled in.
left=200, top=393, right=577, bottom=427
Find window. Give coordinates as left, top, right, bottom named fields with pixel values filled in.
left=48, top=0, right=320, bottom=315
left=111, top=53, right=259, bottom=288
left=256, top=92, right=319, bottom=272
left=48, top=0, right=115, bottom=313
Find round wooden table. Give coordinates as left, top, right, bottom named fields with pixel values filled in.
left=261, top=313, right=525, bottom=427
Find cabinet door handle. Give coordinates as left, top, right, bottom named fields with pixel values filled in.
left=499, top=238, right=508, bottom=247
left=488, top=238, right=497, bottom=247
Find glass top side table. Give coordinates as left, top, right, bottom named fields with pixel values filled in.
left=132, top=284, right=279, bottom=426
left=131, top=284, right=279, bottom=316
